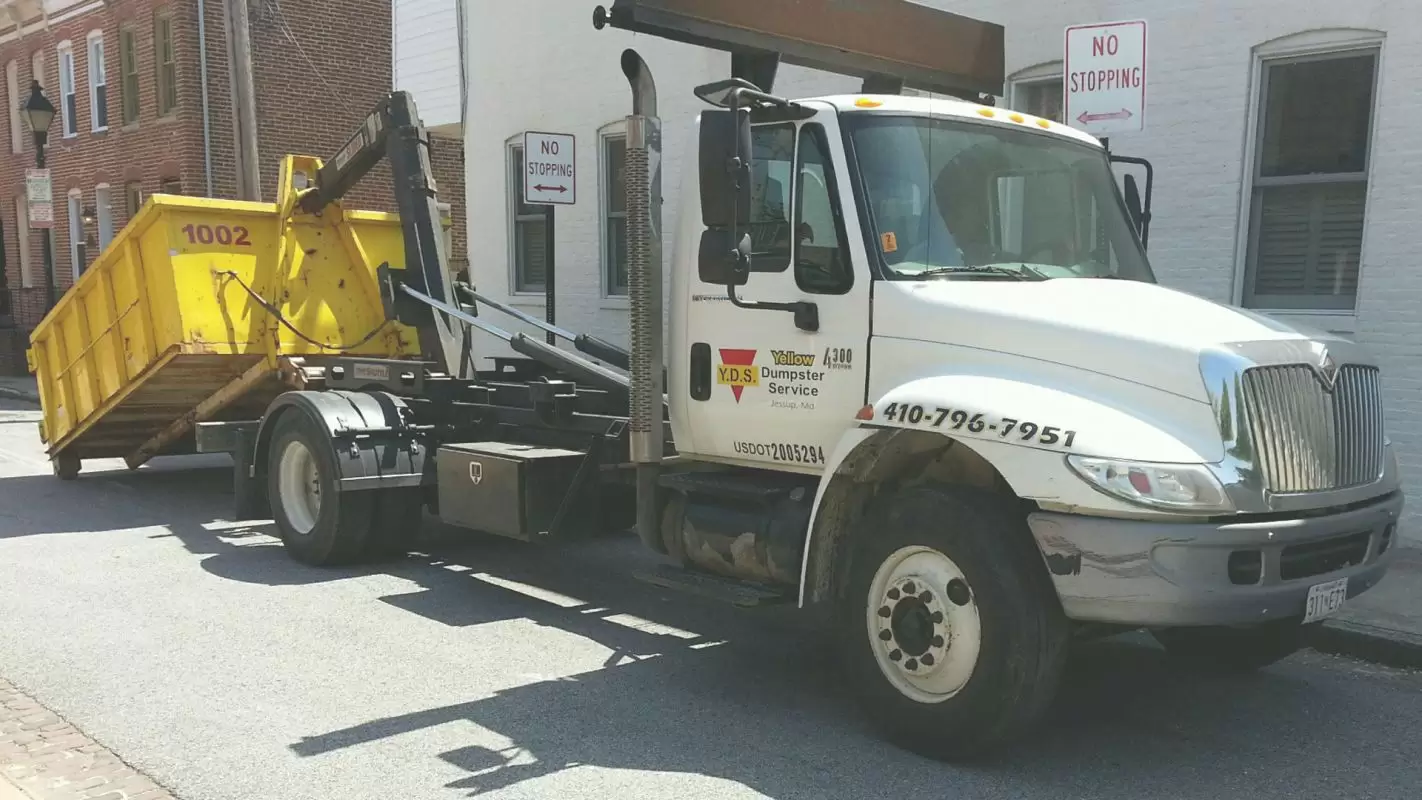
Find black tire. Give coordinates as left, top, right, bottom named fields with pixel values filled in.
left=52, top=452, right=80, bottom=481
left=837, top=483, right=1068, bottom=761
left=1152, top=618, right=1307, bottom=674
left=364, top=488, right=426, bottom=560
left=266, top=411, right=376, bottom=566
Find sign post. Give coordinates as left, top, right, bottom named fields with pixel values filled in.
left=1064, top=20, right=1147, bottom=137
left=522, top=131, right=576, bottom=345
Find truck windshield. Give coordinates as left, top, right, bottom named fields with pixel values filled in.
left=845, top=114, right=1155, bottom=283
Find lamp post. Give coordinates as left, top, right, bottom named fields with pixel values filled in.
left=23, top=81, right=57, bottom=311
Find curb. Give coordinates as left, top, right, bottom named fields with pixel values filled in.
left=1309, top=618, right=1422, bottom=670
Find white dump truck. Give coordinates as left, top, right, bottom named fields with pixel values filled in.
left=57, top=0, right=1397, bottom=760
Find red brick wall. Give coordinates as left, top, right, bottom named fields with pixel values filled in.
left=0, top=0, right=210, bottom=340
left=0, top=0, right=467, bottom=375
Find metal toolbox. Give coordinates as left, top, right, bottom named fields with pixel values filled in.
left=436, top=441, right=591, bottom=541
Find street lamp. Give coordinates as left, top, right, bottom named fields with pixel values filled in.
left=23, top=81, right=57, bottom=311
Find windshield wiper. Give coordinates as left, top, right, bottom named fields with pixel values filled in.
left=910, top=264, right=1047, bottom=281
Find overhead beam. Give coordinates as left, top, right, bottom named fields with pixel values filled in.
left=596, top=0, right=1004, bottom=97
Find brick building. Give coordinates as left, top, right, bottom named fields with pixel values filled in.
left=0, top=0, right=467, bottom=373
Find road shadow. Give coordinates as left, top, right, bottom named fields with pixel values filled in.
left=286, top=592, right=1422, bottom=800
left=5, top=458, right=1421, bottom=797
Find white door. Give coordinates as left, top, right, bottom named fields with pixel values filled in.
left=680, top=105, right=871, bottom=473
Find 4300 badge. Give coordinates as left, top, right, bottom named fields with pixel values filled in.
left=734, top=440, right=827, bottom=465
left=881, top=402, right=1078, bottom=448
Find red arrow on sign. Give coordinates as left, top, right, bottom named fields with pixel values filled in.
left=533, top=184, right=568, bottom=193
left=1077, top=108, right=1134, bottom=124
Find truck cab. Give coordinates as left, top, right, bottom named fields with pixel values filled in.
left=667, top=85, right=1402, bottom=750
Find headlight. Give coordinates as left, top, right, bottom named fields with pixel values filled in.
left=1066, top=456, right=1232, bottom=513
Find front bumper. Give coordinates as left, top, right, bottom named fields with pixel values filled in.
left=1027, top=492, right=1404, bottom=627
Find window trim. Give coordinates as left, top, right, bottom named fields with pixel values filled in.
left=15, top=195, right=32, bottom=289
left=1232, top=32, right=1385, bottom=316
left=57, top=41, right=77, bottom=138
left=87, top=30, right=107, bottom=132
left=1007, top=66, right=1064, bottom=123
left=95, top=182, right=113, bottom=253
left=125, top=181, right=143, bottom=218
left=598, top=122, right=628, bottom=298
left=7, top=60, right=21, bottom=153
left=506, top=139, right=547, bottom=296
left=119, top=26, right=139, bottom=126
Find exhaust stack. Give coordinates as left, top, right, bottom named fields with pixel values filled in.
left=622, top=48, right=666, bottom=552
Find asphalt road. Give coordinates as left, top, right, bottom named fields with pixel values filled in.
left=2, top=397, right=1421, bottom=800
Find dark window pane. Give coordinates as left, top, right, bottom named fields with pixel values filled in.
left=1019, top=80, right=1063, bottom=123
left=606, top=216, right=627, bottom=292
left=606, top=137, right=626, bottom=213
left=794, top=125, right=852, bottom=294
left=95, top=85, right=107, bottom=128
left=747, top=124, right=795, bottom=272
left=1259, top=54, right=1375, bottom=177
left=1246, top=181, right=1364, bottom=309
left=516, top=219, right=547, bottom=290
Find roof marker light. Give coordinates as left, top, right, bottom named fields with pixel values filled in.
left=1009, top=112, right=1025, bottom=123
left=976, top=108, right=995, bottom=118
left=855, top=97, right=883, bottom=108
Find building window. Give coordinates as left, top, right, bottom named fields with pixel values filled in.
left=1013, top=78, right=1064, bottom=123
left=67, top=190, right=84, bottom=279
left=1242, top=50, right=1378, bottom=311
left=508, top=144, right=548, bottom=293
left=120, top=28, right=139, bottom=124
left=7, top=60, right=21, bottom=153
left=95, top=184, right=113, bottom=252
left=15, top=196, right=32, bottom=289
left=125, top=182, right=143, bottom=217
left=87, top=30, right=107, bottom=131
left=155, top=12, right=177, bottom=116
left=601, top=134, right=627, bottom=296
left=58, top=43, right=77, bottom=138
left=30, top=50, right=44, bottom=101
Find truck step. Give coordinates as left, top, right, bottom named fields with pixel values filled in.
left=659, top=469, right=811, bottom=504
left=634, top=564, right=791, bottom=608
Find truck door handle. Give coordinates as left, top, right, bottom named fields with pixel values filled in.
left=690, top=343, right=711, bottom=401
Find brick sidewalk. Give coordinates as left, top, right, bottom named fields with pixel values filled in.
left=0, top=680, right=174, bottom=800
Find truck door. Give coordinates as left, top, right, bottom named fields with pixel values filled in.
left=680, top=107, right=870, bottom=473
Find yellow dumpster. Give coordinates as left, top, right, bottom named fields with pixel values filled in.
left=27, top=155, right=426, bottom=476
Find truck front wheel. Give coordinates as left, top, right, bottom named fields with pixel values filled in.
left=267, top=411, right=376, bottom=566
left=838, top=484, right=1068, bottom=761
left=1152, top=619, right=1306, bottom=673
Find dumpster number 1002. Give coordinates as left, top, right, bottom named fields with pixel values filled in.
left=182, top=223, right=251, bottom=247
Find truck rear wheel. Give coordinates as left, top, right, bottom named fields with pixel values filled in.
left=267, top=411, right=376, bottom=566
left=838, top=484, right=1068, bottom=761
left=1152, top=619, right=1307, bottom=673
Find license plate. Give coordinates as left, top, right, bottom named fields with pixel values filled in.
left=1304, top=577, right=1349, bottom=624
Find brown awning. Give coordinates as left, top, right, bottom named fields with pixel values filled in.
left=599, top=0, right=1005, bottom=97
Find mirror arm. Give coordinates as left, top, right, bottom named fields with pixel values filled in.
left=726, top=282, right=820, bottom=332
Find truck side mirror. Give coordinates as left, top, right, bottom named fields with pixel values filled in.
left=698, top=108, right=752, bottom=230
left=1123, top=175, right=1144, bottom=236
left=698, top=230, right=751, bottom=286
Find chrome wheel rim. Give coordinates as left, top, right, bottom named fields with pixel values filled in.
left=865, top=545, right=982, bottom=703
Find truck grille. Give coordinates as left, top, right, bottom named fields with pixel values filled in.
left=1240, top=364, right=1384, bottom=493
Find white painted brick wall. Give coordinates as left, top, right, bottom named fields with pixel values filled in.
left=463, top=0, right=1421, bottom=537
left=393, top=0, right=461, bottom=132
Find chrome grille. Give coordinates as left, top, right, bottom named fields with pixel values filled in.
left=1240, top=364, right=1384, bottom=493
